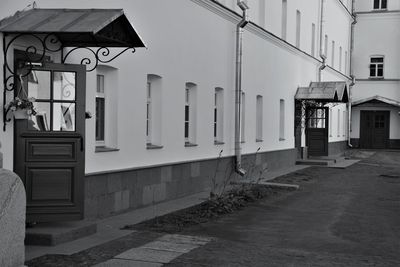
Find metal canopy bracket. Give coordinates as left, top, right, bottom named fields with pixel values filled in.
left=1, top=8, right=145, bottom=131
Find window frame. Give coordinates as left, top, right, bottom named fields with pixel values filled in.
left=369, top=56, right=384, bottom=79
left=95, top=74, right=105, bottom=145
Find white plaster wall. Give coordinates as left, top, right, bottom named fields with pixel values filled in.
left=352, top=81, right=400, bottom=101
left=0, top=0, right=352, bottom=173
left=351, top=106, right=400, bottom=139
left=355, top=0, right=400, bottom=12
left=352, top=13, right=400, bottom=80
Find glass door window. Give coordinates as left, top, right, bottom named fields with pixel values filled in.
left=20, top=69, right=77, bottom=132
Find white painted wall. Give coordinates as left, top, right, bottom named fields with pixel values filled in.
left=0, top=0, right=351, bottom=173
left=355, top=0, right=400, bottom=12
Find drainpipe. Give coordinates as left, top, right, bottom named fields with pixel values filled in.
left=234, top=0, right=249, bottom=176
left=348, top=2, right=357, bottom=147
left=318, top=0, right=326, bottom=82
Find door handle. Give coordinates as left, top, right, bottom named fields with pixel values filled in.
left=79, top=135, right=84, bottom=151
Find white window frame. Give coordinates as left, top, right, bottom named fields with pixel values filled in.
left=331, top=40, right=335, bottom=68
left=184, top=87, right=190, bottom=143
left=369, top=56, right=384, bottom=78
left=256, top=95, right=263, bottom=142
left=279, top=99, right=285, bottom=140
left=214, top=88, right=224, bottom=143
left=311, top=23, right=316, bottom=57
left=96, top=74, right=105, bottom=145
left=296, top=10, right=301, bottom=48
left=281, top=0, right=287, bottom=40
left=146, top=81, right=152, bottom=144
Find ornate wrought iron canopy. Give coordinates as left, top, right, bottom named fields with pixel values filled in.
left=1, top=8, right=145, bottom=130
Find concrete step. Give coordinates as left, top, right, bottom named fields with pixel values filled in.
left=25, top=221, right=97, bottom=246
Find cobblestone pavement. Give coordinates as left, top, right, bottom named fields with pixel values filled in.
left=165, top=151, right=400, bottom=266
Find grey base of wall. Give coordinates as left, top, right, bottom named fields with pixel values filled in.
left=84, top=148, right=297, bottom=219
left=350, top=138, right=400, bottom=149
left=328, top=141, right=348, bottom=156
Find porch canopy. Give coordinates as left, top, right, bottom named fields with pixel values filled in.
left=295, top=81, right=349, bottom=103
left=0, top=8, right=145, bottom=48
left=352, top=95, right=400, bottom=108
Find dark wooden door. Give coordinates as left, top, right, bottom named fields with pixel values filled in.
left=306, top=107, right=329, bottom=156
left=360, top=111, right=390, bottom=149
left=14, top=63, right=86, bottom=222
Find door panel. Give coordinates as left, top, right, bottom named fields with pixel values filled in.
left=306, top=107, right=329, bottom=156
left=14, top=62, right=86, bottom=222
left=360, top=111, right=390, bottom=149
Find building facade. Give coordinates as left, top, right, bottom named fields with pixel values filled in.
left=351, top=0, right=400, bottom=149
left=0, top=0, right=352, bottom=220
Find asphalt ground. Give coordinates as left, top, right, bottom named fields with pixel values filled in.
left=166, top=151, right=400, bottom=267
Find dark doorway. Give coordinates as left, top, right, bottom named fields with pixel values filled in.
left=360, top=111, right=390, bottom=149
left=306, top=107, right=329, bottom=156
left=14, top=63, right=86, bottom=222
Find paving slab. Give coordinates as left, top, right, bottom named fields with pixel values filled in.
left=157, top=234, right=211, bottom=246
left=115, top=247, right=182, bottom=263
left=326, top=159, right=360, bottom=169
left=142, top=240, right=199, bottom=253
left=95, top=258, right=162, bottom=267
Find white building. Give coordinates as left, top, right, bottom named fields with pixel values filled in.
left=0, top=0, right=352, bottom=221
left=350, top=0, right=400, bottom=149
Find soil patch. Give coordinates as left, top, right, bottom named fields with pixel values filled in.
left=122, top=184, right=296, bottom=233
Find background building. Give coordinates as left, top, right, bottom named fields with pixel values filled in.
left=351, top=0, right=400, bottom=149
left=0, top=0, right=352, bottom=220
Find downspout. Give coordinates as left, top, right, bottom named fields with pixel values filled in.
left=348, top=0, right=357, bottom=147
left=234, top=0, right=249, bottom=176
left=318, top=0, right=326, bottom=82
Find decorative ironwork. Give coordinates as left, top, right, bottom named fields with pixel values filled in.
left=2, top=32, right=135, bottom=130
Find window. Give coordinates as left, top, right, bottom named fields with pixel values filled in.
left=370, top=56, right=384, bottom=78
left=282, top=0, right=287, bottom=40
left=337, top=109, right=341, bottom=137
left=311, top=23, right=316, bottom=56
left=279, top=99, right=285, bottom=140
left=329, top=108, right=332, bottom=137
left=96, top=75, right=105, bottom=143
left=296, top=10, right=301, bottom=48
left=241, top=91, right=245, bottom=142
left=185, top=83, right=197, bottom=145
left=343, top=110, right=346, bottom=136
left=259, top=0, right=266, bottom=28
left=324, top=35, right=328, bottom=57
left=339, top=46, right=343, bottom=72
left=256, top=95, right=263, bottom=141
left=95, top=66, right=118, bottom=150
left=331, top=41, right=335, bottom=67
left=345, top=51, right=348, bottom=75
left=373, top=0, right=387, bottom=9
left=146, top=81, right=151, bottom=144
left=146, top=74, right=162, bottom=147
left=214, top=87, right=224, bottom=143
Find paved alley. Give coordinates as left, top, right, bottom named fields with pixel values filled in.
left=164, top=151, right=400, bottom=266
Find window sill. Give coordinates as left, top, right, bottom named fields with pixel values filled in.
left=146, top=143, right=163, bottom=150
left=279, top=138, right=285, bottom=141
left=256, top=139, right=263, bottom=143
left=95, top=146, right=120, bottom=153
left=369, top=77, right=384, bottom=80
left=214, top=141, right=225, bottom=145
left=185, top=142, right=198, bottom=147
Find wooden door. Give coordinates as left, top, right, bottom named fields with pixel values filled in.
left=306, top=107, right=329, bottom=156
left=360, top=111, right=390, bottom=149
left=14, top=63, right=86, bottom=222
